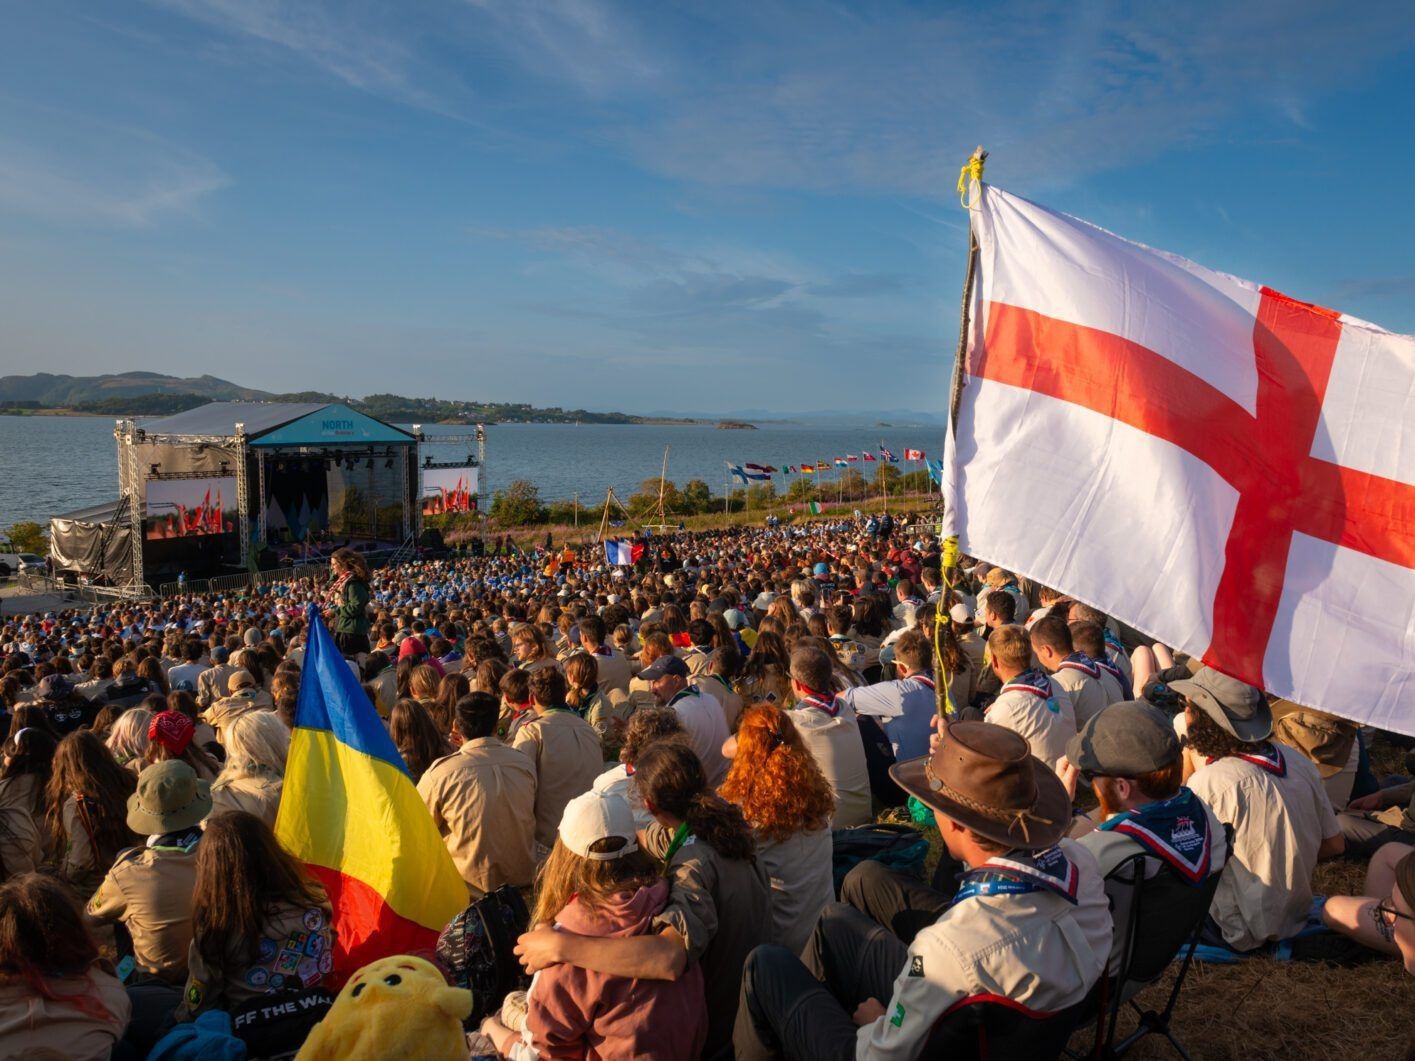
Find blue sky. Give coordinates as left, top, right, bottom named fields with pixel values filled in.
left=1, top=1, right=1412, bottom=415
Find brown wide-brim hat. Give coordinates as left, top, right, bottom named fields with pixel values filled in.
left=890, top=719, right=1070, bottom=851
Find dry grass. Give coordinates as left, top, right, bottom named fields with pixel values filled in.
left=1073, top=958, right=1415, bottom=1060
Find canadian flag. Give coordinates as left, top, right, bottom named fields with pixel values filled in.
left=945, top=181, right=1415, bottom=733
left=904, top=448, right=926, bottom=461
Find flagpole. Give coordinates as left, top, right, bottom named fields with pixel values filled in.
left=935, top=144, right=986, bottom=724
left=723, top=463, right=730, bottom=517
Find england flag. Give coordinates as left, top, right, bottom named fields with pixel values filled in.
left=945, top=178, right=1415, bottom=733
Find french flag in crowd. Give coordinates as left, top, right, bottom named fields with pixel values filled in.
left=904, top=448, right=926, bottom=461
left=604, top=539, right=643, bottom=566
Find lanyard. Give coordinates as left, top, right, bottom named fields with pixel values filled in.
left=662, top=821, right=692, bottom=876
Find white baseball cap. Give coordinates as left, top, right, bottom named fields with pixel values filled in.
left=949, top=602, right=975, bottom=624
left=559, top=790, right=639, bottom=860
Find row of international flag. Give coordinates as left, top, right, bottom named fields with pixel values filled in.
left=730, top=443, right=941, bottom=485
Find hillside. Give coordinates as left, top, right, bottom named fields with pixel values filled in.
left=0, top=372, right=707, bottom=426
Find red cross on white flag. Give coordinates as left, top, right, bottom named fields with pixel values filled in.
left=944, top=181, right=1415, bottom=733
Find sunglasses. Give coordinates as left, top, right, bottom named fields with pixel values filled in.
left=1376, top=900, right=1414, bottom=926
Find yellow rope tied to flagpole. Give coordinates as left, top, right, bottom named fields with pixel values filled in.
left=934, top=534, right=961, bottom=717
left=956, top=147, right=988, bottom=208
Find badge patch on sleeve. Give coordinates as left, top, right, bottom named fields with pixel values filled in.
left=909, top=955, right=924, bottom=977
left=890, top=1002, right=906, bottom=1028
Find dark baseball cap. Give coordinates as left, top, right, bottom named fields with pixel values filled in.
left=639, top=655, right=689, bottom=680
left=1066, top=701, right=1179, bottom=777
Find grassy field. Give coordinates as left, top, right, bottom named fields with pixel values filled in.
left=459, top=492, right=943, bottom=551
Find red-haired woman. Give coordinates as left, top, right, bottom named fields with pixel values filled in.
left=719, top=703, right=836, bottom=955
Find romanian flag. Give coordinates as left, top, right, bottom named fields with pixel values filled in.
left=276, top=605, right=467, bottom=983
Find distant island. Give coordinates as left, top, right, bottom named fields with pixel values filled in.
left=0, top=371, right=721, bottom=426
left=716, top=421, right=757, bottom=430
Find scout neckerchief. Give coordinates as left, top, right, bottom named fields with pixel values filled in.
left=1098, top=787, right=1212, bottom=884
left=591, top=645, right=613, bottom=658
left=148, top=826, right=203, bottom=854
left=1058, top=652, right=1101, bottom=679
left=1102, top=628, right=1125, bottom=658
left=909, top=672, right=936, bottom=691
left=999, top=669, right=1059, bottom=714
left=667, top=685, right=702, bottom=708
left=1209, top=742, right=1287, bottom=777
left=1093, top=656, right=1125, bottom=686
left=795, top=687, right=841, bottom=718
left=954, top=844, right=1080, bottom=906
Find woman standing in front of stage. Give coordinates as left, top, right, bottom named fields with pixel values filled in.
left=329, top=548, right=372, bottom=659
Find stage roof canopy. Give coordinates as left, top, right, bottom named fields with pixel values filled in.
left=138, top=402, right=416, bottom=447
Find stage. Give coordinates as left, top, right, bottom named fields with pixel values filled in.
left=48, top=402, right=484, bottom=593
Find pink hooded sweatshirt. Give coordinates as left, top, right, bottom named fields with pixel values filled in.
left=515, top=878, right=707, bottom=1061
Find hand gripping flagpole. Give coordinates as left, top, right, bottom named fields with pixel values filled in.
left=935, top=145, right=986, bottom=723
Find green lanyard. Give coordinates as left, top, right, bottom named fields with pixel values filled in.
left=661, top=821, right=692, bottom=876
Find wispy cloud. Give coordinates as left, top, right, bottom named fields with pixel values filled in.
left=146, top=1, right=1415, bottom=199
left=468, top=222, right=935, bottom=383
left=0, top=115, right=227, bottom=227
left=149, top=0, right=461, bottom=114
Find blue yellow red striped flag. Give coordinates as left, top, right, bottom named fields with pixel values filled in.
left=276, top=605, right=467, bottom=982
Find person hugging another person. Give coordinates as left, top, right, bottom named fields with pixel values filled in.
left=479, top=790, right=707, bottom=1060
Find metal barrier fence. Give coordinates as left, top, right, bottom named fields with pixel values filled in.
left=159, top=563, right=331, bottom=598
left=10, top=574, right=157, bottom=604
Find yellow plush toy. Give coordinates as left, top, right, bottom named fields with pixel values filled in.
left=296, top=955, right=472, bottom=1061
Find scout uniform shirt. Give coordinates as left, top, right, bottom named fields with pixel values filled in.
left=985, top=670, right=1076, bottom=776
left=178, top=894, right=333, bottom=1019
left=0, top=774, right=43, bottom=878
left=589, top=647, right=633, bottom=695
left=1187, top=742, right=1341, bottom=952
left=1077, top=788, right=1228, bottom=973
left=667, top=684, right=731, bottom=789
left=209, top=773, right=284, bottom=829
left=580, top=685, right=634, bottom=762
left=511, top=709, right=604, bottom=849
left=857, top=838, right=1112, bottom=1060
left=786, top=693, right=873, bottom=828
left=679, top=645, right=717, bottom=681
left=88, top=827, right=202, bottom=984
left=417, top=736, right=538, bottom=896
left=1049, top=654, right=1109, bottom=728
left=0, top=968, right=131, bottom=1061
